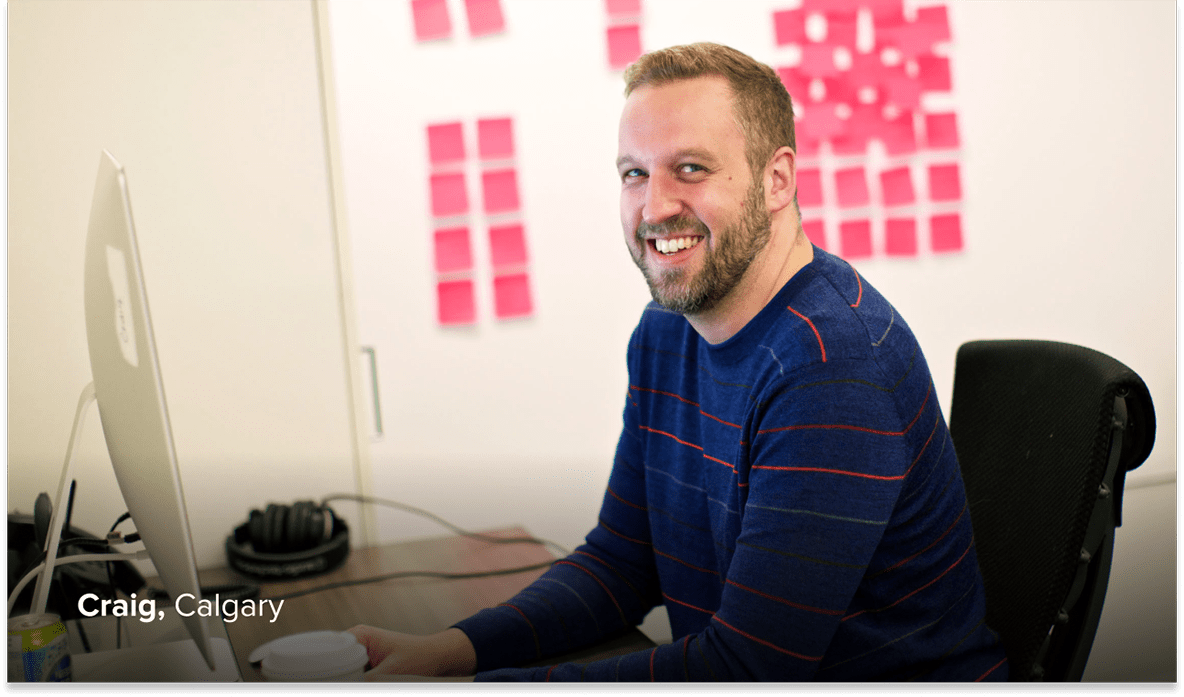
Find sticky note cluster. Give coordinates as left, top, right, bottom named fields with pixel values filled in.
left=412, top=0, right=506, bottom=42
left=605, top=0, right=643, bottom=70
left=426, top=117, right=533, bottom=325
left=776, top=1, right=964, bottom=258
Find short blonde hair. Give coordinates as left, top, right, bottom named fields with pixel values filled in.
left=624, top=43, right=796, bottom=178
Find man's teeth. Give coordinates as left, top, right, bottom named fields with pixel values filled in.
left=655, top=237, right=702, bottom=254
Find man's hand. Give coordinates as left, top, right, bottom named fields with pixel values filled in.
left=346, top=626, right=477, bottom=679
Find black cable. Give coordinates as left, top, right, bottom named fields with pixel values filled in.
left=262, top=559, right=558, bottom=603
left=320, top=493, right=571, bottom=556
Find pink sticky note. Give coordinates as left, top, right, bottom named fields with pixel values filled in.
left=930, top=213, right=963, bottom=252
left=606, top=0, right=641, bottom=16
left=802, top=218, right=827, bottom=251
left=437, top=280, right=475, bottom=325
left=821, top=75, right=854, bottom=105
left=825, top=11, right=857, bottom=47
left=884, top=218, right=917, bottom=256
left=493, top=273, right=533, bottom=319
left=834, top=167, right=870, bottom=208
left=840, top=219, right=873, bottom=259
left=796, top=133, right=821, bottom=159
left=928, top=163, right=962, bottom=202
left=798, top=102, right=844, bottom=141
left=865, top=0, right=904, bottom=21
left=883, top=71, right=922, bottom=110
left=489, top=223, right=528, bottom=267
left=464, top=0, right=505, bottom=37
left=411, top=0, right=452, bottom=41
left=477, top=117, right=515, bottom=160
left=803, top=0, right=856, bottom=11
left=925, top=112, right=960, bottom=150
left=831, top=133, right=868, bottom=156
left=797, top=168, right=824, bottom=208
left=880, top=110, right=917, bottom=156
left=777, top=66, right=811, bottom=103
left=879, top=166, right=915, bottom=206
left=433, top=227, right=472, bottom=273
left=886, top=22, right=935, bottom=58
left=773, top=9, right=808, bottom=46
left=607, top=24, right=642, bottom=70
left=430, top=172, right=468, bottom=217
left=917, top=53, right=952, bottom=92
left=426, top=122, right=465, bottom=165
left=800, top=43, right=839, bottom=77
left=916, top=6, right=951, bottom=43
left=481, top=168, right=520, bottom=213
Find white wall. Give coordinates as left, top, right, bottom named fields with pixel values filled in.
left=7, top=0, right=367, bottom=570
left=326, top=0, right=1175, bottom=680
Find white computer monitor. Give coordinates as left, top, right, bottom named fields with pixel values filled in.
left=76, top=150, right=214, bottom=669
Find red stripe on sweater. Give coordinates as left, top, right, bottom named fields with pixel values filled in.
left=726, top=578, right=843, bottom=616
left=655, top=548, right=720, bottom=576
left=843, top=537, right=975, bottom=621
left=662, top=591, right=714, bottom=615
left=787, top=305, right=827, bottom=363
left=757, top=382, right=931, bottom=436
left=976, top=657, right=1007, bottom=682
left=640, top=425, right=704, bottom=451
left=555, top=560, right=625, bottom=620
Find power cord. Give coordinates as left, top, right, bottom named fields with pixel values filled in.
left=254, top=494, right=573, bottom=603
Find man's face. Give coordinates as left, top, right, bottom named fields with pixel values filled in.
left=617, top=76, right=772, bottom=315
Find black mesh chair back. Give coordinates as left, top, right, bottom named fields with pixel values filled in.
left=949, top=340, right=1155, bottom=681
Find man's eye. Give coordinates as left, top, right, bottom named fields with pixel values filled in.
left=622, top=168, right=645, bottom=180
left=679, top=164, right=705, bottom=174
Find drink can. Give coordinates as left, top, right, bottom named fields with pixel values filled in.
left=8, top=613, right=72, bottom=682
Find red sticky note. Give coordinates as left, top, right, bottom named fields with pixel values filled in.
left=411, top=0, right=451, bottom=41
left=606, top=0, right=641, bottom=16
left=437, top=280, right=475, bottom=325
left=886, top=21, right=935, bottom=58
left=840, top=219, right=872, bottom=259
left=879, top=166, right=915, bottom=206
left=464, top=0, right=505, bottom=37
left=797, top=168, right=824, bottom=208
left=825, top=11, right=857, bottom=47
left=925, top=112, right=960, bottom=150
left=777, top=66, right=811, bottom=103
left=928, top=163, right=962, bottom=202
left=802, top=218, right=827, bottom=251
left=917, top=53, right=952, bottom=91
left=433, top=227, right=472, bottom=273
left=796, top=133, right=821, bottom=159
left=481, top=169, right=520, bottom=213
left=834, top=166, right=870, bottom=208
left=607, top=24, right=642, bottom=70
left=802, top=0, right=856, bottom=11
left=880, top=110, right=917, bottom=156
left=773, top=8, right=807, bottom=46
left=916, top=5, right=951, bottom=43
left=489, top=223, right=528, bottom=267
left=430, top=172, right=468, bottom=217
left=493, top=273, right=533, bottom=319
left=930, top=213, right=963, bottom=252
left=800, top=44, right=839, bottom=77
left=426, top=122, right=465, bottom=165
left=477, top=117, right=514, bottom=160
left=884, top=217, right=917, bottom=256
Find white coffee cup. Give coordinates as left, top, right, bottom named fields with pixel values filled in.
left=257, top=630, right=368, bottom=682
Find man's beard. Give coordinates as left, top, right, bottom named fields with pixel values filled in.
left=630, top=181, right=772, bottom=315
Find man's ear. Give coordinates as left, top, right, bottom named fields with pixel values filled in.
left=764, top=146, right=797, bottom=214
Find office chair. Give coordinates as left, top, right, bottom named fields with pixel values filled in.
left=948, top=340, right=1155, bottom=681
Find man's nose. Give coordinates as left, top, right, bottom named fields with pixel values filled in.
left=641, top=173, right=683, bottom=225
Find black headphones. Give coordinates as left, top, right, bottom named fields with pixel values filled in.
left=224, top=501, right=350, bottom=579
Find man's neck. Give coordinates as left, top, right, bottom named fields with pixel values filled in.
left=685, top=224, right=814, bottom=345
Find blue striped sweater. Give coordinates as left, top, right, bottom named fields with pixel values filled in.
left=456, top=247, right=1008, bottom=681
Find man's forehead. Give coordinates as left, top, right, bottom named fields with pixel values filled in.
left=619, top=75, right=743, bottom=158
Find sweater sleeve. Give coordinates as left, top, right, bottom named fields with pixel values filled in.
left=453, top=330, right=665, bottom=676
left=465, top=358, right=928, bottom=681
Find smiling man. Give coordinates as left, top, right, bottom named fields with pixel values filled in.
left=350, top=43, right=1008, bottom=682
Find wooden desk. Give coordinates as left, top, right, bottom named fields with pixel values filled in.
left=197, top=528, right=654, bottom=680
